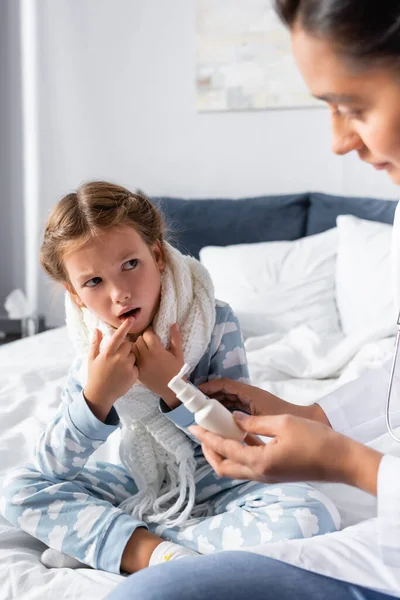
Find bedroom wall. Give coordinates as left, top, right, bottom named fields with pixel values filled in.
left=0, top=0, right=399, bottom=326
left=0, top=0, right=25, bottom=315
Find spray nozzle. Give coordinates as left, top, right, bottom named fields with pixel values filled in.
left=168, top=363, right=210, bottom=413
left=168, top=363, right=191, bottom=395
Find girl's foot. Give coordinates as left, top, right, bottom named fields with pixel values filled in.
left=40, top=548, right=89, bottom=569
left=149, top=541, right=199, bottom=566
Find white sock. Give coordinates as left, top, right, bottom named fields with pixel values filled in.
left=149, top=541, right=199, bottom=566
left=40, top=548, right=89, bottom=569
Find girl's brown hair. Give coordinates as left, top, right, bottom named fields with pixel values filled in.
left=40, top=181, right=165, bottom=283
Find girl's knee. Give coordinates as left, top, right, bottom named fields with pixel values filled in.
left=240, top=483, right=340, bottom=539
left=1, top=465, right=46, bottom=519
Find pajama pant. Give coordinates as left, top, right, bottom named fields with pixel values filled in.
left=0, top=461, right=340, bottom=574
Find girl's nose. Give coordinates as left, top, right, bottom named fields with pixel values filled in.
left=111, top=287, right=131, bottom=304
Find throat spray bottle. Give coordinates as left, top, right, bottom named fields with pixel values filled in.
left=168, top=364, right=246, bottom=441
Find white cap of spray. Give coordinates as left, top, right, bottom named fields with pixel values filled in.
left=168, top=364, right=246, bottom=442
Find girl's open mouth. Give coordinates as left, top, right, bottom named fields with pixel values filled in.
left=119, top=307, right=141, bottom=321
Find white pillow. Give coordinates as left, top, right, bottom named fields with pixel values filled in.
left=335, top=215, right=396, bottom=337
left=200, top=228, right=340, bottom=338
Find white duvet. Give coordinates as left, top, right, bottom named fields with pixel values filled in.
left=0, top=329, right=123, bottom=599
left=245, top=322, right=396, bottom=404
left=0, top=324, right=396, bottom=599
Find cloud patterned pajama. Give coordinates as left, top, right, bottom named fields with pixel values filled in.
left=0, top=301, right=339, bottom=573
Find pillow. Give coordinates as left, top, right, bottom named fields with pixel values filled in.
left=306, top=192, right=397, bottom=236
left=200, top=228, right=340, bottom=339
left=154, top=194, right=310, bottom=259
left=335, top=215, right=397, bottom=337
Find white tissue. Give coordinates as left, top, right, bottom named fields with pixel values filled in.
left=4, top=289, right=31, bottom=319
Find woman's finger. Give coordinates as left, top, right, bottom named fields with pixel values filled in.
left=199, top=378, right=239, bottom=398
left=231, top=413, right=266, bottom=446
left=233, top=412, right=282, bottom=438
left=244, top=433, right=265, bottom=447
left=199, top=380, right=254, bottom=413
left=189, top=425, right=259, bottom=467
left=219, top=397, right=245, bottom=406
left=202, top=444, right=255, bottom=481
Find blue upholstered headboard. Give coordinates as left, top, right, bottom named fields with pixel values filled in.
left=154, top=192, right=398, bottom=259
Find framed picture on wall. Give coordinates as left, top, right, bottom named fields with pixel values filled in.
left=196, top=0, right=321, bottom=112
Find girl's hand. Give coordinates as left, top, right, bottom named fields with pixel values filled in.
left=84, top=317, right=139, bottom=422
left=199, top=378, right=330, bottom=425
left=132, top=324, right=184, bottom=408
left=190, top=413, right=382, bottom=495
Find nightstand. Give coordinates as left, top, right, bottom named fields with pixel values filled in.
left=0, top=333, right=23, bottom=345
left=0, top=315, right=47, bottom=345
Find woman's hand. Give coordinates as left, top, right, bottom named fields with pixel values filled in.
left=132, top=324, right=184, bottom=408
left=84, top=317, right=139, bottom=422
left=190, top=412, right=383, bottom=495
left=199, top=378, right=330, bottom=425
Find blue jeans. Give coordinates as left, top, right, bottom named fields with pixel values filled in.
left=106, top=552, right=398, bottom=600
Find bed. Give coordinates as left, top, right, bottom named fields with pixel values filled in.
left=0, top=191, right=398, bottom=599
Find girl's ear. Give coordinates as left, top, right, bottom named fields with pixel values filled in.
left=63, top=283, right=86, bottom=308
left=152, top=240, right=166, bottom=273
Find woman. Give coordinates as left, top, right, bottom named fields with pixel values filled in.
left=107, top=0, right=400, bottom=597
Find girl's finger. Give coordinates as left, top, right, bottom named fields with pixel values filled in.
left=169, top=324, right=184, bottom=362
left=133, top=336, right=147, bottom=360
left=89, top=329, right=102, bottom=362
left=106, top=317, right=134, bottom=353
left=142, top=327, right=157, bottom=348
left=130, top=345, right=138, bottom=359
left=119, top=340, right=133, bottom=358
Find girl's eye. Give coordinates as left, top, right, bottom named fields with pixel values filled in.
left=85, top=277, right=102, bottom=288
left=123, top=259, right=138, bottom=270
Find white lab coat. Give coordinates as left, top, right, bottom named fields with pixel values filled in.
left=242, top=358, right=400, bottom=596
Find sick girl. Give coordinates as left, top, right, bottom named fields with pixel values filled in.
left=0, top=181, right=338, bottom=574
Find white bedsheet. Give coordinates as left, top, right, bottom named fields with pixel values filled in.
left=0, top=324, right=396, bottom=599
left=245, top=323, right=397, bottom=531
left=0, top=328, right=123, bottom=599
left=245, top=322, right=395, bottom=405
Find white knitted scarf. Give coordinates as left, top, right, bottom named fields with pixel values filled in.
left=65, top=242, right=215, bottom=527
